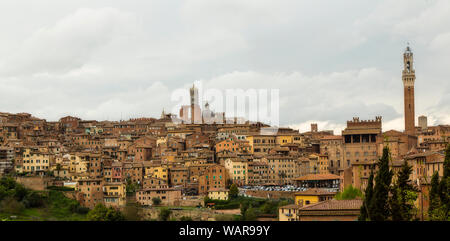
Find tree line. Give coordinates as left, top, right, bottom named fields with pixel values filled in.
left=359, top=145, right=449, bottom=221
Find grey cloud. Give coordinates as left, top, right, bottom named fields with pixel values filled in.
left=0, top=0, right=448, bottom=130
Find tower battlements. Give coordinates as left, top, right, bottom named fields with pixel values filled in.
left=346, top=116, right=382, bottom=128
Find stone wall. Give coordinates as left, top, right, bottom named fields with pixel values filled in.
left=15, top=176, right=51, bottom=191
left=244, top=190, right=295, bottom=199
left=140, top=207, right=216, bottom=221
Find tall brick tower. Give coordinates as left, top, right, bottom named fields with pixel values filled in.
left=402, top=44, right=416, bottom=135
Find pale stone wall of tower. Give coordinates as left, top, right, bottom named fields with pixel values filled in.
left=418, top=115, right=427, bottom=131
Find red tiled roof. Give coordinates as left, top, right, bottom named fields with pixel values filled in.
left=294, top=188, right=337, bottom=196
left=299, top=199, right=363, bottom=211
left=294, top=173, right=342, bottom=181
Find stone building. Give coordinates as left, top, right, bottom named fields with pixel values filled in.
left=320, top=135, right=343, bottom=175
left=340, top=117, right=382, bottom=182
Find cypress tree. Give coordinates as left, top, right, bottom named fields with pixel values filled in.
left=359, top=170, right=374, bottom=221
left=428, top=171, right=440, bottom=220
left=369, top=147, right=393, bottom=221
left=437, top=145, right=450, bottom=219
left=391, top=161, right=417, bottom=221
left=390, top=185, right=402, bottom=221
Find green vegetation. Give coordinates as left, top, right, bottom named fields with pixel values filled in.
left=229, top=184, right=239, bottom=198
left=122, top=201, right=142, bottom=221
left=359, top=171, right=374, bottom=221
left=0, top=177, right=88, bottom=221
left=86, top=203, right=125, bottom=221
left=359, top=147, right=421, bottom=221
left=214, top=214, right=241, bottom=221
left=369, top=147, right=394, bottom=221
left=204, top=195, right=293, bottom=220
left=428, top=145, right=450, bottom=221
left=158, top=207, right=172, bottom=221
left=179, top=216, right=193, bottom=221
left=125, top=178, right=139, bottom=195
left=390, top=161, right=418, bottom=221
left=335, top=185, right=363, bottom=200
left=46, top=186, right=75, bottom=191
left=152, top=197, right=162, bottom=206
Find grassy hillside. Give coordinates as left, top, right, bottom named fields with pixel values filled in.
left=0, top=177, right=88, bottom=221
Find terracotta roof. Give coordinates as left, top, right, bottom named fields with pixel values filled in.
left=294, top=188, right=337, bottom=196
left=405, top=151, right=444, bottom=159
left=299, top=199, right=363, bottom=211
left=279, top=204, right=300, bottom=209
left=208, top=188, right=229, bottom=192
left=321, top=135, right=342, bottom=140
left=294, top=173, right=342, bottom=181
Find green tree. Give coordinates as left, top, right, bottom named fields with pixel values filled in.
left=125, top=178, right=139, bottom=194
left=240, top=200, right=250, bottom=217
left=437, top=145, right=450, bottom=219
left=359, top=170, right=374, bottom=221
left=0, top=196, right=24, bottom=214
left=13, top=183, right=28, bottom=201
left=22, top=191, right=45, bottom=208
left=369, top=147, right=394, bottom=221
left=158, top=208, right=172, bottom=221
left=244, top=204, right=258, bottom=221
left=390, top=186, right=402, bottom=221
left=229, top=184, right=239, bottom=199
left=87, top=203, right=125, bottom=221
left=335, top=185, right=363, bottom=200
left=152, top=197, right=162, bottom=206
left=429, top=172, right=441, bottom=220
left=179, top=216, right=193, bottom=221
left=391, top=161, right=418, bottom=221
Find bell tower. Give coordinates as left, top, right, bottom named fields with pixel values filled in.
left=189, top=84, right=201, bottom=124
left=402, top=44, right=416, bottom=135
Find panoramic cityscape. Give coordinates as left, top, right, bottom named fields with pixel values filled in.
left=0, top=1, right=449, bottom=228
left=0, top=45, right=449, bottom=222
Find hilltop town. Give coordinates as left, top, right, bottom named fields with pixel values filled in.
left=0, top=46, right=449, bottom=221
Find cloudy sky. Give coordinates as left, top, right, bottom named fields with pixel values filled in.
left=0, top=0, right=449, bottom=134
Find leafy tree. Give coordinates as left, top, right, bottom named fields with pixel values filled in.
left=158, top=208, right=171, bottom=221
left=229, top=184, right=239, bottom=199
left=22, top=191, right=45, bottom=208
left=0, top=177, right=16, bottom=190
left=0, top=196, right=24, bottom=214
left=240, top=200, right=250, bottom=217
left=259, top=201, right=278, bottom=215
left=105, top=207, right=125, bottom=221
left=13, top=183, right=28, bottom=201
left=243, top=204, right=258, bottom=221
left=335, top=185, right=363, bottom=200
left=125, top=178, right=139, bottom=194
left=152, top=197, right=162, bottom=206
left=369, top=147, right=393, bottom=221
left=0, top=185, right=7, bottom=201
left=87, top=203, right=125, bottom=221
left=359, top=170, right=374, bottom=221
left=179, top=216, right=193, bottom=221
